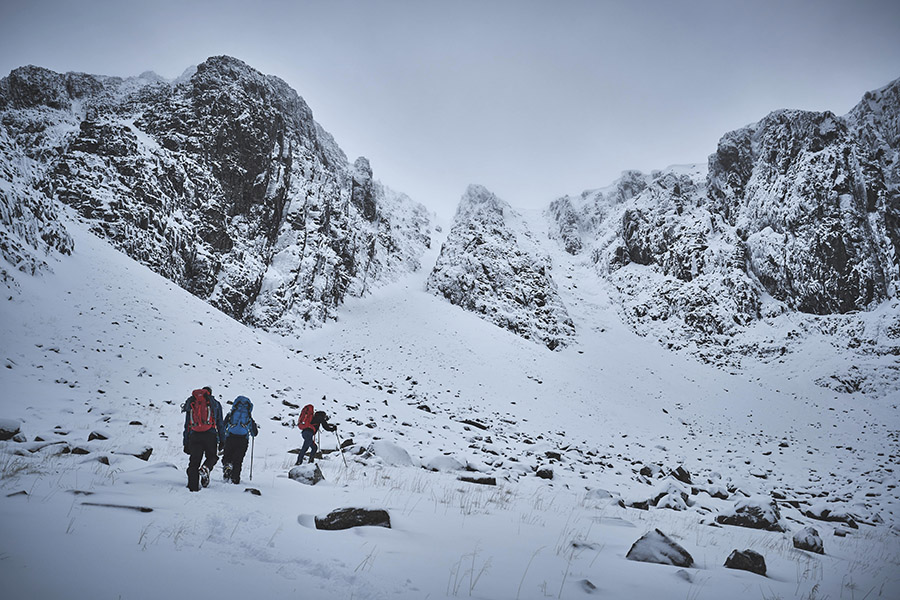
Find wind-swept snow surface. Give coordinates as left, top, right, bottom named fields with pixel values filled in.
left=2, top=214, right=898, bottom=599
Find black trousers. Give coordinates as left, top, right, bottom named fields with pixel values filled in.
left=222, top=435, right=249, bottom=483
left=187, top=429, right=219, bottom=491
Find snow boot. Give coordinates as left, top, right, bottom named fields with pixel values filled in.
left=308, top=455, right=315, bottom=464
left=223, top=463, right=232, bottom=481
left=200, top=465, right=210, bottom=488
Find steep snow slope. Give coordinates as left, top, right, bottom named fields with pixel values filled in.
left=1, top=213, right=898, bottom=599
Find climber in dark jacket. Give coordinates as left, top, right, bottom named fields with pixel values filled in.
left=182, top=386, right=225, bottom=492
left=295, top=410, right=337, bottom=465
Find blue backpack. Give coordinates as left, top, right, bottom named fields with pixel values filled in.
left=226, top=396, right=254, bottom=437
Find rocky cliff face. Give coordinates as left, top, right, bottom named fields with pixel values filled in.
left=426, top=185, right=575, bottom=350
left=546, top=79, right=900, bottom=354
left=0, top=56, right=431, bottom=330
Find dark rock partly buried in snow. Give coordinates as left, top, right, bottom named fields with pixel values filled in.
left=792, top=526, right=825, bottom=554
left=536, top=466, right=554, bottom=480
left=88, top=430, right=109, bottom=441
left=803, top=504, right=859, bottom=529
left=315, top=508, right=391, bottom=531
left=724, top=549, right=766, bottom=576
left=0, top=419, right=21, bottom=441
left=458, top=475, right=497, bottom=486
left=625, top=529, right=694, bottom=567
left=288, top=464, right=324, bottom=485
left=113, top=445, right=153, bottom=461
left=715, top=497, right=785, bottom=532
left=670, top=466, right=692, bottom=485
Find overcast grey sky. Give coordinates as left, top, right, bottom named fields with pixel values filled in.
left=2, top=0, right=898, bottom=216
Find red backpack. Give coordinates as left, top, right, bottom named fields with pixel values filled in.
left=189, top=389, right=216, bottom=432
left=297, top=404, right=315, bottom=430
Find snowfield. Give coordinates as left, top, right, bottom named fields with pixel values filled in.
left=1, top=211, right=898, bottom=599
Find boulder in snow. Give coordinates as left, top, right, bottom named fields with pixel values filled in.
left=716, top=496, right=784, bottom=532
left=0, top=418, right=21, bottom=441
left=315, top=508, right=391, bottom=531
left=792, top=526, right=824, bottom=554
left=803, top=502, right=858, bottom=529
left=288, top=464, right=324, bottom=485
left=625, top=529, right=694, bottom=567
left=724, top=549, right=766, bottom=576
left=88, top=430, right=109, bottom=441
left=113, top=445, right=153, bottom=461
left=424, top=454, right=465, bottom=472
left=367, top=440, right=414, bottom=466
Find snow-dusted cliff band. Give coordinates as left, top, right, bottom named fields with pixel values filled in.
left=0, top=56, right=432, bottom=331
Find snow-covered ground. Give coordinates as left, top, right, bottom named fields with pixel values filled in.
left=1, top=211, right=898, bottom=599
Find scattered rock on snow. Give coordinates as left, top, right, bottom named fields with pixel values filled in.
left=88, top=430, right=109, bottom=441
left=315, top=508, right=391, bottom=531
left=792, top=526, right=824, bottom=554
left=244, top=488, right=261, bottom=496
left=625, top=529, right=694, bottom=567
left=724, top=549, right=766, bottom=576
left=716, top=496, right=784, bottom=532
left=288, top=464, right=324, bottom=485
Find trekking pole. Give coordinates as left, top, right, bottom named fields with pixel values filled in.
left=334, top=428, right=348, bottom=467
left=249, top=435, right=254, bottom=481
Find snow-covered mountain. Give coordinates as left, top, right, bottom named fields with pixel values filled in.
left=426, top=184, right=575, bottom=350
left=0, top=56, right=432, bottom=331
left=539, top=80, right=900, bottom=394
